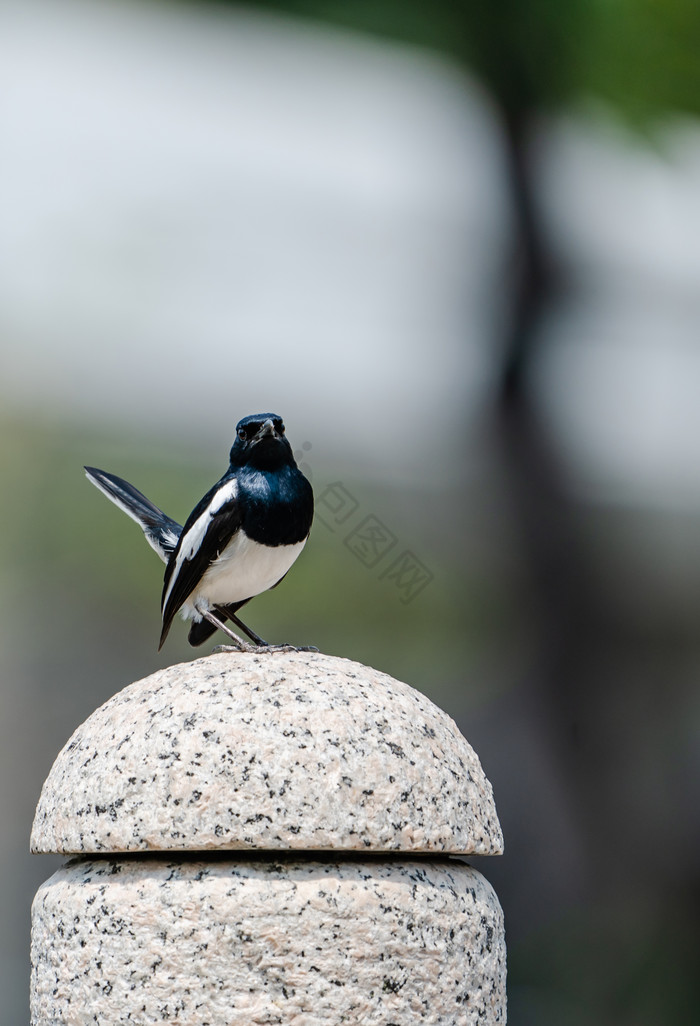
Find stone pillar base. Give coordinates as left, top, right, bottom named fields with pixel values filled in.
left=31, top=855, right=506, bottom=1025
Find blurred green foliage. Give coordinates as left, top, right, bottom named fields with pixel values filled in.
left=590, top=0, right=700, bottom=123
left=213, top=0, right=700, bottom=123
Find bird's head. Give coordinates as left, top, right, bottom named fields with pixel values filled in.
left=229, top=413, right=294, bottom=470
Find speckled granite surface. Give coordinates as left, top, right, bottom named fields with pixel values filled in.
left=31, top=856, right=506, bottom=1025
left=31, top=652, right=503, bottom=855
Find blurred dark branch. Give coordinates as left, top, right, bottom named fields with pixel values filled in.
left=494, top=101, right=598, bottom=765
left=497, top=106, right=554, bottom=405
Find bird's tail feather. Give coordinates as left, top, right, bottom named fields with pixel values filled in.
left=188, top=617, right=219, bottom=646
left=84, top=466, right=182, bottom=562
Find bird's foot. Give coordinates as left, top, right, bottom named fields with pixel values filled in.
left=263, top=643, right=319, bottom=653
left=213, top=642, right=319, bottom=654
left=213, top=642, right=258, bottom=654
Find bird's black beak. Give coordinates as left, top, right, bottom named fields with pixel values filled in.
left=254, top=419, right=277, bottom=442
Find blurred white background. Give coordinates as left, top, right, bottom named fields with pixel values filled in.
left=3, top=0, right=700, bottom=499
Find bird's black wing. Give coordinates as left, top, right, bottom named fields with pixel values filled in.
left=159, top=474, right=242, bottom=649
left=85, top=466, right=182, bottom=561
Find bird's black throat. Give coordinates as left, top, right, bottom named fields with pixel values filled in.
left=237, top=463, right=313, bottom=547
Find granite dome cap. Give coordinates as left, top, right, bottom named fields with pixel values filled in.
left=31, top=652, right=503, bottom=856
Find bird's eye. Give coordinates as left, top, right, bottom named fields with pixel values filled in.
left=277, top=422, right=285, bottom=435
left=237, top=428, right=248, bottom=441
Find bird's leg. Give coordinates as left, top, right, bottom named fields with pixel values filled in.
left=202, top=610, right=257, bottom=652
left=205, top=607, right=318, bottom=655
left=229, top=612, right=318, bottom=653
left=229, top=613, right=268, bottom=647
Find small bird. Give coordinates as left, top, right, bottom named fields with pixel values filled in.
left=85, top=414, right=314, bottom=652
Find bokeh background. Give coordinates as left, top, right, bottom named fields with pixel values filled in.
left=2, top=0, right=700, bottom=1021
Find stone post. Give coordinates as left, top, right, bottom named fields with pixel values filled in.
left=30, top=652, right=506, bottom=1024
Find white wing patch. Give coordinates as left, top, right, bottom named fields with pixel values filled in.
left=162, top=478, right=239, bottom=612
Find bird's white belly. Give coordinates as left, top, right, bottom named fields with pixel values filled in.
left=182, top=532, right=306, bottom=618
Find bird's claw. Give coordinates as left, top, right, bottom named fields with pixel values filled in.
left=213, top=643, right=318, bottom=655
left=212, top=642, right=258, bottom=654
left=264, top=643, right=319, bottom=653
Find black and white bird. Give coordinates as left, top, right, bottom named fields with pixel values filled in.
left=85, top=414, right=314, bottom=652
